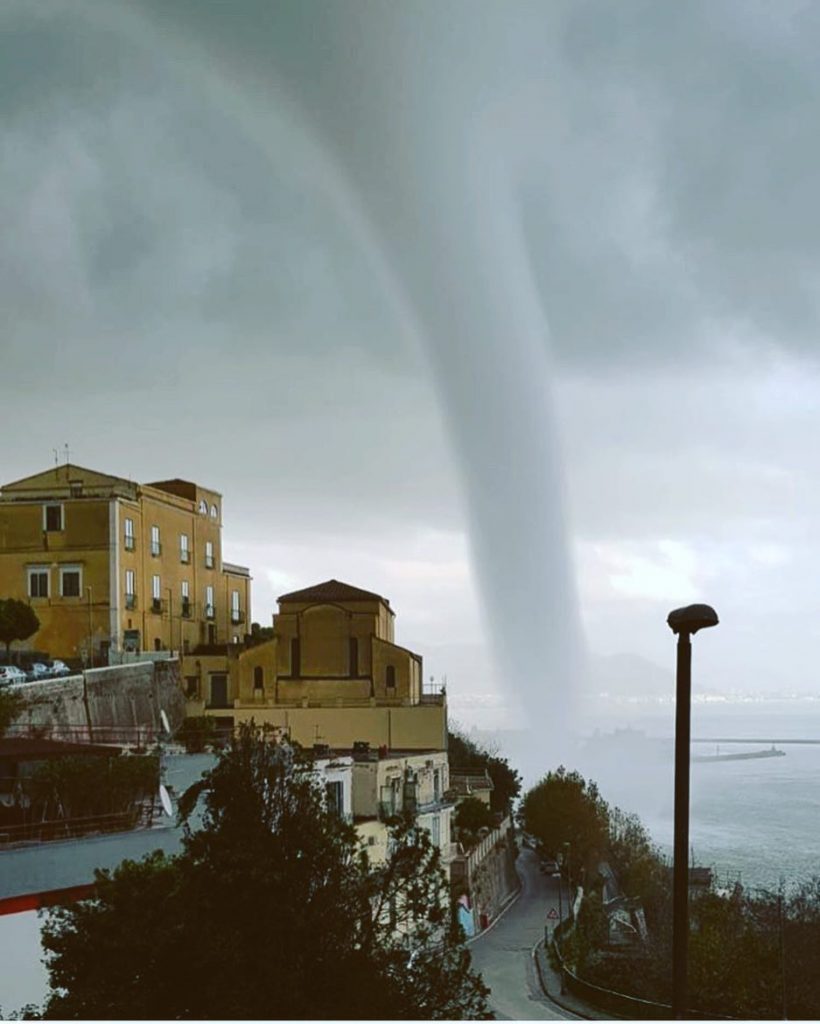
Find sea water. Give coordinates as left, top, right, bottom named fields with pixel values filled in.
left=575, top=699, right=820, bottom=892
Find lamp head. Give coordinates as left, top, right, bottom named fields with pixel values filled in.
left=667, top=603, right=719, bottom=635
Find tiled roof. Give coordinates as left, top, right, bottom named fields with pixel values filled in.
left=277, top=579, right=390, bottom=606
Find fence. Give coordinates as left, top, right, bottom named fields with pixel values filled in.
left=550, top=921, right=733, bottom=1021
left=3, top=723, right=165, bottom=747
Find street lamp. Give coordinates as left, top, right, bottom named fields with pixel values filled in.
left=667, top=603, right=719, bottom=1020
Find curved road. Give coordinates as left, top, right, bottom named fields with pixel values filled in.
left=468, top=846, right=578, bottom=1020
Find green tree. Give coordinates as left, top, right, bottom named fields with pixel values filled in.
left=519, top=767, right=609, bottom=884
left=39, top=726, right=490, bottom=1020
left=0, top=688, right=24, bottom=736
left=244, top=621, right=274, bottom=649
left=454, top=794, right=493, bottom=843
left=448, top=729, right=521, bottom=814
left=0, top=599, right=39, bottom=660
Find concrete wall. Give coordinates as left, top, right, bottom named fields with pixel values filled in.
left=11, top=660, right=186, bottom=739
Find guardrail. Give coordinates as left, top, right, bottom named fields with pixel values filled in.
left=0, top=809, right=145, bottom=847
left=3, top=723, right=164, bottom=746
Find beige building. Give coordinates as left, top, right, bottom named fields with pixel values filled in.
left=0, top=463, right=251, bottom=663
left=186, top=579, right=446, bottom=752
left=350, top=745, right=455, bottom=868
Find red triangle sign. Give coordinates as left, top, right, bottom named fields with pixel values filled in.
left=547, top=908, right=559, bottom=920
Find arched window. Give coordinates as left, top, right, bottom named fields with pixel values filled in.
left=386, top=665, right=396, bottom=690
left=253, top=666, right=264, bottom=691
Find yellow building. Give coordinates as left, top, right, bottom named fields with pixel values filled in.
left=0, top=463, right=251, bottom=663
left=186, top=579, right=446, bottom=752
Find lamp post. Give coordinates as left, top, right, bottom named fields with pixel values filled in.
left=667, top=603, right=719, bottom=1020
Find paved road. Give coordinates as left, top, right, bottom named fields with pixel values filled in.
left=469, top=846, right=578, bottom=1020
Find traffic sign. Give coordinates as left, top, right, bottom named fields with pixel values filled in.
left=547, top=907, right=559, bottom=920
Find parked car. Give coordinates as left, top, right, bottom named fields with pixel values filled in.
left=540, top=859, right=561, bottom=877
left=0, top=666, right=20, bottom=686
left=26, top=662, right=51, bottom=681
left=48, top=659, right=72, bottom=677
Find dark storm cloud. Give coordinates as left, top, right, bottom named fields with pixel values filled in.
left=4, top=1, right=820, bottom=712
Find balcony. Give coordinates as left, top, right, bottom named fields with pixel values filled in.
left=151, top=542, right=162, bottom=557
left=230, top=609, right=246, bottom=625
left=204, top=555, right=215, bottom=569
left=125, top=594, right=137, bottom=610
left=180, top=549, right=190, bottom=564
left=151, top=597, right=163, bottom=614
left=181, top=599, right=192, bottom=619
left=205, top=604, right=215, bottom=620
left=124, top=536, right=135, bottom=551
left=378, top=801, right=400, bottom=822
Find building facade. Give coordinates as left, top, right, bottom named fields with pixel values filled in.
left=185, top=579, right=446, bottom=752
left=351, top=745, right=455, bottom=870
left=0, top=464, right=251, bottom=663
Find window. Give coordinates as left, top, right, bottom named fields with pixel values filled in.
left=124, top=517, right=135, bottom=551
left=205, top=541, right=214, bottom=569
left=181, top=580, right=190, bottom=617
left=433, top=769, right=442, bottom=803
left=152, top=574, right=161, bottom=612
left=60, top=567, right=81, bottom=598
left=180, top=534, right=189, bottom=563
left=28, top=567, right=49, bottom=598
left=254, top=666, right=264, bottom=691
left=231, top=590, right=241, bottom=623
left=44, top=504, right=63, bottom=532
left=210, top=503, right=218, bottom=520
left=349, top=637, right=359, bottom=677
left=386, top=665, right=396, bottom=690
left=325, top=781, right=344, bottom=818
left=290, top=637, right=301, bottom=677
left=205, top=585, right=214, bottom=618
left=198, top=499, right=208, bottom=515
left=184, top=676, right=199, bottom=699
left=430, top=815, right=441, bottom=848
left=125, top=569, right=136, bottom=608
left=69, top=480, right=83, bottom=498
left=150, top=525, right=161, bottom=557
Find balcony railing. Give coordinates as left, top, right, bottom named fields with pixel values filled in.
left=230, top=609, right=246, bottom=625
left=180, top=549, right=190, bottom=564
left=204, top=555, right=215, bottom=569
left=151, top=597, right=163, bottom=614
left=378, top=801, right=400, bottom=822
left=124, top=536, right=135, bottom=551
left=181, top=599, right=192, bottom=619
left=205, top=604, right=215, bottom=619
left=125, top=594, right=137, bottom=610
left=151, top=542, right=162, bottom=557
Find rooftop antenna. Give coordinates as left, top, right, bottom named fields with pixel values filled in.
left=53, top=448, right=59, bottom=468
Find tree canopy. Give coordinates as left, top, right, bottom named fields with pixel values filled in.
left=38, top=726, right=490, bottom=1020
left=519, top=766, right=610, bottom=883
left=0, top=599, right=39, bottom=658
left=447, top=729, right=521, bottom=815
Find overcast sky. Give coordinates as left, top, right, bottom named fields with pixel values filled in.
left=4, top=1, right=820, bottom=729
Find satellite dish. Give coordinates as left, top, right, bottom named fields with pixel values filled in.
left=159, top=783, right=173, bottom=818
left=160, top=709, right=171, bottom=735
